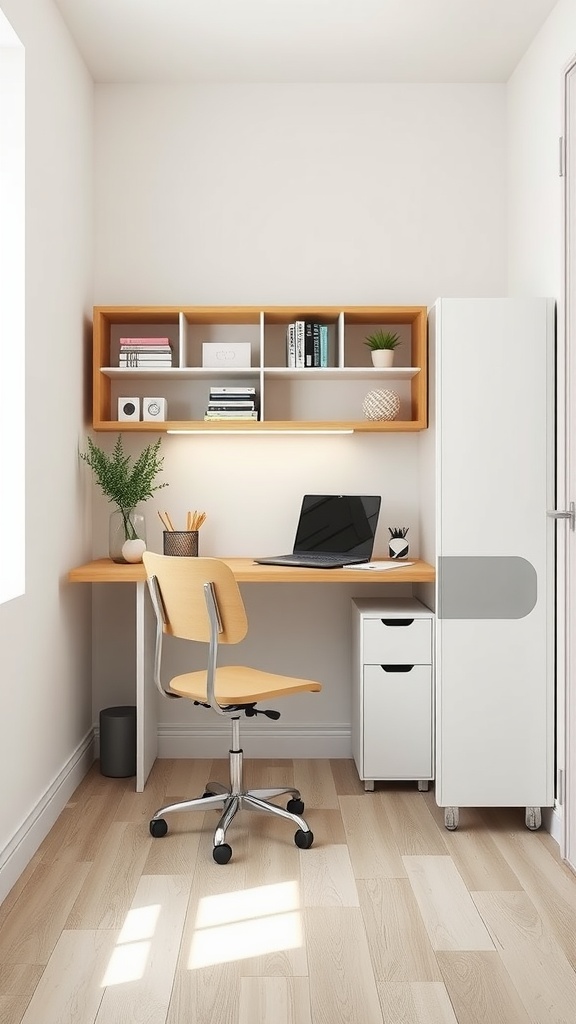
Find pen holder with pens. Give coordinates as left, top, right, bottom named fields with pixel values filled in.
left=163, top=531, right=199, bottom=557
left=388, top=526, right=409, bottom=559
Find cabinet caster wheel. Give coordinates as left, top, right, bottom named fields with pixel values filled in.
left=444, top=807, right=459, bottom=831
left=287, top=798, right=305, bottom=815
left=295, top=829, right=314, bottom=849
left=213, top=843, right=232, bottom=864
left=525, top=806, right=542, bottom=831
left=150, top=818, right=168, bottom=838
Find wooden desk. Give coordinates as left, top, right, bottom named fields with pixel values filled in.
left=69, top=556, right=435, bottom=789
left=68, top=556, right=435, bottom=585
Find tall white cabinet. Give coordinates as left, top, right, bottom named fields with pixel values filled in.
left=427, top=298, right=556, bottom=829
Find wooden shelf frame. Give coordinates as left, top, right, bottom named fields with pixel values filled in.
left=92, top=305, right=428, bottom=432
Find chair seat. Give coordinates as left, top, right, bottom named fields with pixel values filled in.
left=169, top=665, right=322, bottom=704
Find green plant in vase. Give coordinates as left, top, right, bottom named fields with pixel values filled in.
left=364, top=329, right=401, bottom=367
left=80, top=434, right=168, bottom=564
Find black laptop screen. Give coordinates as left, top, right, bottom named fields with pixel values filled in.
left=293, top=495, right=381, bottom=557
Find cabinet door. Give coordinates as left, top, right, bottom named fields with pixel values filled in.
left=433, top=298, right=555, bottom=809
left=363, top=665, right=432, bottom=779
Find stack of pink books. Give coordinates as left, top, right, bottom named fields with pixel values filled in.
left=118, top=337, right=172, bottom=368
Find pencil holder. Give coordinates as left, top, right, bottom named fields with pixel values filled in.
left=163, top=530, right=199, bottom=557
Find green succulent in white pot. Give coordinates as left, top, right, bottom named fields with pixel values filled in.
left=80, top=434, right=168, bottom=564
left=364, top=329, right=401, bottom=367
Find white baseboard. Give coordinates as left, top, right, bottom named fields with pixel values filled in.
left=542, top=803, right=562, bottom=848
left=157, top=723, right=352, bottom=759
left=0, top=731, right=95, bottom=905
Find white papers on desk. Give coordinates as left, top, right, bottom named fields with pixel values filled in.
left=347, top=561, right=415, bottom=571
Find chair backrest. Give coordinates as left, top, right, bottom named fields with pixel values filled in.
left=142, top=553, right=248, bottom=645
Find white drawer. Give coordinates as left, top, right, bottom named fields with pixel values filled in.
left=363, top=615, right=431, bottom=664
left=363, top=664, right=433, bottom=779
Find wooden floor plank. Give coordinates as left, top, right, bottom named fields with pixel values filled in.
left=19, top=930, right=113, bottom=1024
left=239, top=977, right=312, bottom=1024
left=358, top=878, right=442, bottom=982
left=421, top=795, right=523, bottom=892
left=95, top=874, right=190, bottom=1024
left=301, top=844, right=360, bottom=907
left=403, top=856, right=494, bottom=951
left=0, top=965, right=44, bottom=1024
left=472, top=890, right=576, bottom=1024
left=484, top=822, right=576, bottom=969
left=339, top=795, right=407, bottom=878
left=329, top=759, right=366, bottom=796
left=167, top=961, right=241, bottom=1024
left=383, top=790, right=449, bottom=857
left=294, top=759, right=340, bottom=810
left=436, top=951, right=532, bottom=1024
left=0, top=860, right=91, bottom=965
left=65, top=822, right=152, bottom=930
left=377, top=981, right=459, bottom=1024
left=306, top=907, right=384, bottom=1024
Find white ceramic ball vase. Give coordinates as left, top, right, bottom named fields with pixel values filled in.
left=362, top=389, right=400, bottom=421
left=122, top=538, right=147, bottom=563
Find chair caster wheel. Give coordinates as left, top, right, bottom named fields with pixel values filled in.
left=294, top=829, right=314, bottom=849
left=150, top=818, right=168, bottom=838
left=213, top=843, right=232, bottom=864
left=203, top=791, right=215, bottom=799
left=287, top=798, right=305, bottom=815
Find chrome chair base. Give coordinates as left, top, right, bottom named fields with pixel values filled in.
left=149, top=718, right=315, bottom=862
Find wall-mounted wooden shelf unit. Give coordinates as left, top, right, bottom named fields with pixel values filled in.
left=92, top=305, right=428, bottom=432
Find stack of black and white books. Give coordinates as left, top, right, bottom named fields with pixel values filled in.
left=286, top=321, right=329, bottom=368
left=118, top=337, right=173, bottom=368
left=205, top=386, right=258, bottom=421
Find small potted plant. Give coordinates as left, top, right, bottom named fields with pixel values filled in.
left=80, top=434, right=168, bottom=564
left=364, top=329, right=401, bottom=367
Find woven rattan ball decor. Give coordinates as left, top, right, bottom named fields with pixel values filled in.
left=362, top=388, right=400, bottom=421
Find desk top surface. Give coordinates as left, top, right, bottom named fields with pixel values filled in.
left=68, top=556, right=435, bottom=585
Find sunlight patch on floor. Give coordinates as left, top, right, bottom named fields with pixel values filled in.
left=189, top=880, right=302, bottom=968
left=101, top=903, right=161, bottom=986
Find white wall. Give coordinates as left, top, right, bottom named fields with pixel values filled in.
left=94, top=84, right=507, bottom=306
left=507, top=0, right=576, bottom=295
left=90, top=83, right=508, bottom=756
left=0, top=0, right=93, bottom=902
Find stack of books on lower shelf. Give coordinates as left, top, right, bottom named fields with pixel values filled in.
left=118, top=337, right=173, bottom=368
left=204, top=386, right=258, bottom=421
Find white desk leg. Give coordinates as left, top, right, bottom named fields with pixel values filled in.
left=136, top=580, right=158, bottom=791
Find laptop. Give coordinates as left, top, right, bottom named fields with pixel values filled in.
left=254, top=494, right=381, bottom=569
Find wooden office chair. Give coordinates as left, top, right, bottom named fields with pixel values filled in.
left=142, top=552, right=322, bottom=863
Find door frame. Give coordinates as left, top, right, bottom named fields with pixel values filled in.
left=561, top=56, right=576, bottom=871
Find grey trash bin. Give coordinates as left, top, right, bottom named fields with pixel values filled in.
left=99, top=705, right=136, bottom=777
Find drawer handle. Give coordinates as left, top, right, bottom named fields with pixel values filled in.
left=381, top=618, right=414, bottom=627
left=381, top=664, right=414, bottom=672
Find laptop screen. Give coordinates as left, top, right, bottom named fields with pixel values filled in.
left=293, top=495, right=381, bottom=557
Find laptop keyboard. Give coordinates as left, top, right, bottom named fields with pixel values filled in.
left=294, top=552, right=357, bottom=565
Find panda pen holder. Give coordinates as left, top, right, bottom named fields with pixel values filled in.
left=388, top=526, right=409, bottom=559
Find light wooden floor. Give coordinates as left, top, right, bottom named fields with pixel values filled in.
left=1, top=758, right=576, bottom=1024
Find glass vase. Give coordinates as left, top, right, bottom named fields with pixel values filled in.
left=109, top=508, right=146, bottom=564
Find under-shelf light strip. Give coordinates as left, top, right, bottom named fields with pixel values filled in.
left=167, top=429, right=355, bottom=435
